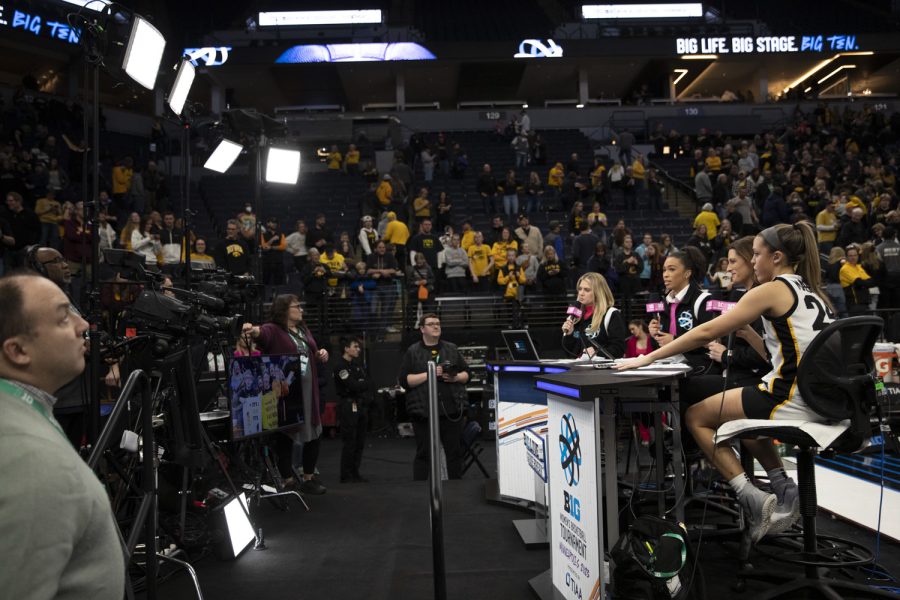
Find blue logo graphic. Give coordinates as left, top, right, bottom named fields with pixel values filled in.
left=678, top=310, right=694, bottom=330
left=559, top=413, right=581, bottom=486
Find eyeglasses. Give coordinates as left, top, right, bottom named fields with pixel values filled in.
left=423, top=322, right=441, bottom=327
left=40, top=257, right=66, bottom=266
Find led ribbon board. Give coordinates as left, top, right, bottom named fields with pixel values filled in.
left=677, top=34, right=863, bottom=55
left=275, top=43, right=435, bottom=63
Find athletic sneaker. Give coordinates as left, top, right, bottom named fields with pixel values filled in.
left=769, top=481, right=800, bottom=534
left=739, top=491, right=777, bottom=543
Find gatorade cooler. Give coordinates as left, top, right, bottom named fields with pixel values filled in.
left=873, top=342, right=895, bottom=382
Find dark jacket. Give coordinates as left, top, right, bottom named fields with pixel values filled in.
left=215, top=237, right=251, bottom=275
left=656, top=282, right=718, bottom=370
left=333, top=356, right=372, bottom=405
left=398, top=340, right=469, bottom=419
left=301, top=260, right=331, bottom=297
left=761, top=192, right=790, bottom=227
left=538, top=259, right=567, bottom=295
left=562, top=306, right=628, bottom=358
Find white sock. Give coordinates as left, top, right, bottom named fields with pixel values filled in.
left=729, top=473, right=753, bottom=498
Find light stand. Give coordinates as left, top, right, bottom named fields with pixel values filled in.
left=87, top=58, right=102, bottom=445
left=75, top=3, right=167, bottom=446
left=166, top=57, right=196, bottom=288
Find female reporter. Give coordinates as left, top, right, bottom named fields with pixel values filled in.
left=242, top=295, right=329, bottom=495
left=619, top=222, right=832, bottom=542
left=561, top=272, right=627, bottom=358
left=650, top=246, right=717, bottom=371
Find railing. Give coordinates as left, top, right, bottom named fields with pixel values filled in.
left=274, top=104, right=345, bottom=114
left=648, top=157, right=699, bottom=213
left=457, top=100, right=528, bottom=110
left=274, top=285, right=900, bottom=346
left=426, top=361, right=447, bottom=600
left=297, top=290, right=728, bottom=334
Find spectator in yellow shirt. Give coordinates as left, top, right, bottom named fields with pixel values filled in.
left=631, top=155, right=646, bottom=187
left=460, top=221, right=475, bottom=251
left=548, top=162, right=564, bottom=189
left=815, top=200, right=839, bottom=253
left=467, top=231, right=494, bottom=293
left=320, top=244, right=348, bottom=289
left=704, top=148, right=722, bottom=175
left=383, top=211, right=410, bottom=266
left=345, top=144, right=360, bottom=174
left=693, top=203, right=720, bottom=240
left=35, top=189, right=62, bottom=246
left=111, top=156, right=134, bottom=221
left=491, top=227, right=518, bottom=270
left=412, top=188, right=432, bottom=222
left=839, top=244, right=871, bottom=314
left=327, top=145, right=343, bottom=171
left=376, top=174, right=393, bottom=207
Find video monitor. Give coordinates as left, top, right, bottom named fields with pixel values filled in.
left=502, top=329, right=540, bottom=362
left=229, top=354, right=305, bottom=440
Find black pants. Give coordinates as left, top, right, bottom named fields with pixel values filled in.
left=412, top=416, right=464, bottom=481
left=276, top=433, right=320, bottom=479
left=340, top=400, right=368, bottom=478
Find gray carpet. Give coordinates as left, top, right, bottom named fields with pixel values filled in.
left=150, top=435, right=900, bottom=599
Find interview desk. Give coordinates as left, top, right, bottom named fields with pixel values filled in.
left=531, top=367, right=688, bottom=600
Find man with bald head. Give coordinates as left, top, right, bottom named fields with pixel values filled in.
left=24, top=244, right=90, bottom=444
left=0, top=274, right=124, bottom=599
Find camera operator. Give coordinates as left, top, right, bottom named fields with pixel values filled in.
left=398, top=314, right=470, bottom=480
left=333, top=336, right=371, bottom=483
left=0, top=273, right=124, bottom=599
left=242, top=295, right=329, bottom=495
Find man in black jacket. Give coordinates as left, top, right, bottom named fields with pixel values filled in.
left=333, top=336, right=371, bottom=483
left=398, top=314, right=470, bottom=480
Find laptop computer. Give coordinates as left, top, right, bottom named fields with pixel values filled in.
left=502, top=329, right=540, bottom=361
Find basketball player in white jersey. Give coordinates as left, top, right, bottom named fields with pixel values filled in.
left=618, top=222, right=834, bottom=542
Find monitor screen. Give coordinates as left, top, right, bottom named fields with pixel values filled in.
left=229, top=354, right=305, bottom=440
left=502, top=330, right=540, bottom=361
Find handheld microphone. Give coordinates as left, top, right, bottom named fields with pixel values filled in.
left=565, top=301, right=584, bottom=325
left=646, top=292, right=663, bottom=324
left=723, top=331, right=735, bottom=380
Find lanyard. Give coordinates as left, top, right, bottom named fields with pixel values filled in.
left=287, top=328, right=309, bottom=354
left=0, top=378, right=65, bottom=438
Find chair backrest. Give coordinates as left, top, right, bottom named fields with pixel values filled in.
left=796, top=316, right=883, bottom=451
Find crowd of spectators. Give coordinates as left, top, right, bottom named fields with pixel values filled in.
left=682, top=103, right=900, bottom=315
left=0, top=81, right=174, bottom=287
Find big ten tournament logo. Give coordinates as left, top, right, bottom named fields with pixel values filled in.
left=559, top=413, right=582, bottom=486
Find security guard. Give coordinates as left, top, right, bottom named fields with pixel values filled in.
left=333, top=336, right=371, bottom=483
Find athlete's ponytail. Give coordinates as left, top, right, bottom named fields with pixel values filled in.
left=758, top=221, right=833, bottom=312
left=670, top=246, right=707, bottom=286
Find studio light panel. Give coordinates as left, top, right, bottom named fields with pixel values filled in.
left=204, top=139, right=243, bottom=173
left=167, top=58, right=196, bottom=116
left=123, top=16, right=166, bottom=90
left=265, top=147, right=301, bottom=184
